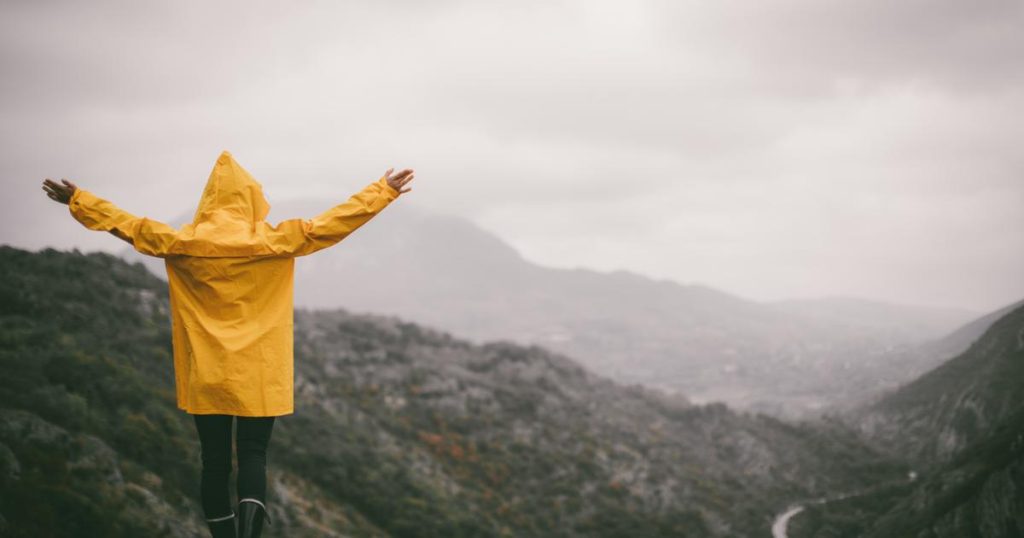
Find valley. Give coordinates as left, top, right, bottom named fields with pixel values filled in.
left=2, top=245, right=1021, bottom=537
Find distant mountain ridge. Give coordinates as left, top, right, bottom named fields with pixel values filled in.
left=769, top=296, right=976, bottom=341
left=117, top=199, right=977, bottom=416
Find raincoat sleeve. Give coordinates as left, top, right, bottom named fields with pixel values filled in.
left=68, top=189, right=179, bottom=258
left=265, top=175, right=401, bottom=257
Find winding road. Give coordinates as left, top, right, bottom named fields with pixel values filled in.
left=770, top=473, right=917, bottom=537
left=771, top=505, right=806, bottom=538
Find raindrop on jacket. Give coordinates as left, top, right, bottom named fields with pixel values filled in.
left=68, top=150, right=401, bottom=416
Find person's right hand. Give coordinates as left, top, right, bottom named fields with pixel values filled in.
left=42, top=178, right=78, bottom=205
left=384, top=168, right=414, bottom=195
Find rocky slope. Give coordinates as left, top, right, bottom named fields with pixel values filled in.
left=0, top=245, right=904, bottom=537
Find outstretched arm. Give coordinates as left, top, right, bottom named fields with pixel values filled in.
left=264, top=167, right=414, bottom=257
left=43, top=178, right=180, bottom=258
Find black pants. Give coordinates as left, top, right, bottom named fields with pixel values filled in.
left=192, top=414, right=276, bottom=519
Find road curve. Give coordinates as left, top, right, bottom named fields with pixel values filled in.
left=771, top=505, right=805, bottom=538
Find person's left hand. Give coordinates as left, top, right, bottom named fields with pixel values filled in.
left=42, top=178, right=78, bottom=205
left=383, top=168, right=414, bottom=195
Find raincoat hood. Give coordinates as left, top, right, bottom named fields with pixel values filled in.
left=191, top=150, right=271, bottom=234
left=170, top=150, right=278, bottom=256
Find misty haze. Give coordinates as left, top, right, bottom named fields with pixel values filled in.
left=2, top=1, right=1023, bottom=537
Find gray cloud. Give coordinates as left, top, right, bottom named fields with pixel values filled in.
left=2, top=0, right=1021, bottom=311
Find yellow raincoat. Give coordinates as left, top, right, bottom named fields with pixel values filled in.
left=68, top=150, right=401, bottom=416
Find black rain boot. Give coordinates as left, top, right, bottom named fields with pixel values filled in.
left=237, top=498, right=271, bottom=538
left=204, top=511, right=237, bottom=538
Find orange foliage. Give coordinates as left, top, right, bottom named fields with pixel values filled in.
left=418, top=431, right=444, bottom=447
left=417, top=430, right=479, bottom=463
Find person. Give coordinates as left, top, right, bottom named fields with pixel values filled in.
left=42, top=151, right=414, bottom=538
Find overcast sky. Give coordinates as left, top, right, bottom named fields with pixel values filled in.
left=2, top=0, right=1021, bottom=312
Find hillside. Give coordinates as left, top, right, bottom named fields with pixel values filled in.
left=922, top=298, right=1024, bottom=365
left=841, top=298, right=1024, bottom=413
left=0, top=245, right=904, bottom=537
left=791, top=409, right=1024, bottom=538
left=785, top=301, right=1024, bottom=537
left=858, top=302, right=1024, bottom=462
left=118, top=201, right=975, bottom=416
